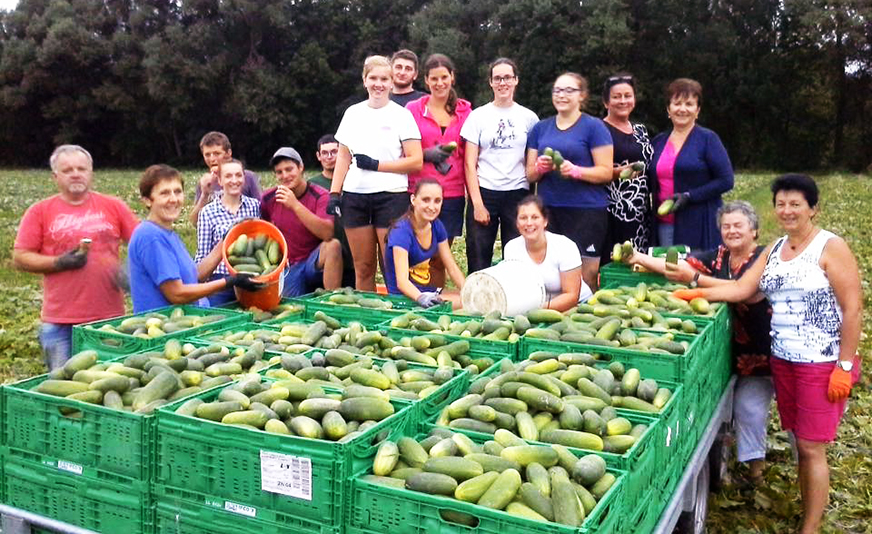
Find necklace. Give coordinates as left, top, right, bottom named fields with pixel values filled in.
left=788, top=226, right=816, bottom=250
left=605, top=116, right=632, bottom=134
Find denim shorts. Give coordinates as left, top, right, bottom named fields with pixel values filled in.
left=282, top=246, right=323, bottom=297
left=38, top=322, right=73, bottom=371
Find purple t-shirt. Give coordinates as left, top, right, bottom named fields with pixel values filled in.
left=385, top=218, right=448, bottom=294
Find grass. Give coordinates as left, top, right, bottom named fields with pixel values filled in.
left=0, top=169, right=869, bottom=532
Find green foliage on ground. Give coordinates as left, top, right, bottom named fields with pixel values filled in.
left=0, top=169, right=869, bottom=532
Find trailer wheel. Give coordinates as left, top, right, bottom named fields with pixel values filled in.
left=708, top=428, right=730, bottom=492
left=676, top=457, right=710, bottom=534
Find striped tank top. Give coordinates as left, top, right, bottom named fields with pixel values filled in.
left=758, top=229, right=842, bottom=363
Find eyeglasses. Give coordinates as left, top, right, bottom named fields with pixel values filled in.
left=319, top=150, right=338, bottom=157
left=552, top=87, right=582, bottom=96
left=608, top=75, right=633, bottom=83
left=491, top=75, right=517, bottom=84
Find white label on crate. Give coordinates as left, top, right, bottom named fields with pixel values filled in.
left=260, top=450, right=313, bottom=501
left=224, top=501, right=257, bottom=518
left=57, top=460, right=83, bottom=475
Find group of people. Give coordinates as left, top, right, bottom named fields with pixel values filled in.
left=12, top=48, right=863, bottom=534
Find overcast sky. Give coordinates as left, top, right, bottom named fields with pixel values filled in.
left=0, top=0, right=17, bottom=11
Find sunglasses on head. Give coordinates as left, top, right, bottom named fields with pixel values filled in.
left=608, top=75, right=633, bottom=83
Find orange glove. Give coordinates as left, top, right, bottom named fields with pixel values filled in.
left=827, top=366, right=853, bottom=402
left=673, top=289, right=705, bottom=301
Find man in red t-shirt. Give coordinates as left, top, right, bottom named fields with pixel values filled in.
left=13, top=145, right=139, bottom=369
left=261, top=147, right=342, bottom=296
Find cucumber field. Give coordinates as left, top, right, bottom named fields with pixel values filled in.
left=0, top=169, right=870, bottom=533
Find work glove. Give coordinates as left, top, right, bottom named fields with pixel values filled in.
left=535, top=156, right=553, bottom=175
left=416, top=291, right=443, bottom=308
left=423, top=146, right=451, bottom=164
left=671, top=192, right=691, bottom=212
left=226, top=273, right=267, bottom=292
left=672, top=288, right=705, bottom=301
left=562, top=162, right=584, bottom=180
left=827, top=365, right=854, bottom=402
left=326, top=193, right=342, bottom=217
left=434, top=161, right=452, bottom=175
left=353, top=153, right=379, bottom=171
left=55, top=248, right=88, bottom=271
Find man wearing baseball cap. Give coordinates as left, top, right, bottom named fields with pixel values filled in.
left=261, top=147, right=343, bottom=296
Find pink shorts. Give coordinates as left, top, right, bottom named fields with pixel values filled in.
left=770, top=356, right=861, bottom=442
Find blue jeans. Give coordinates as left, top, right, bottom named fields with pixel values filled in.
left=282, top=246, right=323, bottom=297
left=658, top=223, right=675, bottom=247
left=38, top=323, right=73, bottom=371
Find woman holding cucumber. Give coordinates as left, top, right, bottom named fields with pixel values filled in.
left=405, top=54, right=471, bottom=289
left=600, top=73, right=653, bottom=263
left=329, top=55, right=423, bottom=292
left=128, top=164, right=263, bottom=313
left=503, top=195, right=591, bottom=312
left=194, top=158, right=261, bottom=305
left=629, top=200, right=774, bottom=485
left=384, top=179, right=465, bottom=309
left=672, top=175, right=862, bottom=534
left=525, top=72, right=613, bottom=291
left=649, top=78, right=733, bottom=249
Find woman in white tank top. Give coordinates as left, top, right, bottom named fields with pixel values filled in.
left=668, top=174, right=862, bottom=534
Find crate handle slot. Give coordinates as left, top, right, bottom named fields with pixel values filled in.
left=437, top=508, right=480, bottom=529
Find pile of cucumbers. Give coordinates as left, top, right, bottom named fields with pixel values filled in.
left=316, top=288, right=396, bottom=310
left=175, top=375, right=399, bottom=441
left=34, top=342, right=267, bottom=415
left=364, top=428, right=618, bottom=527
left=239, top=302, right=304, bottom=323
left=84, top=307, right=229, bottom=339
left=389, top=310, right=531, bottom=342
left=202, top=312, right=494, bottom=372
left=226, top=232, right=283, bottom=276
left=262, top=350, right=459, bottom=401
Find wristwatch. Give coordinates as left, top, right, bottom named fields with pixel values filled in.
left=837, top=360, right=854, bottom=372
left=689, top=272, right=701, bottom=289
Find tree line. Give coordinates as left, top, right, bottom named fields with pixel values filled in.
left=0, top=0, right=869, bottom=171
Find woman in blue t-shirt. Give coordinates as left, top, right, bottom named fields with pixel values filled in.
left=526, top=72, right=613, bottom=291
left=384, top=179, right=466, bottom=309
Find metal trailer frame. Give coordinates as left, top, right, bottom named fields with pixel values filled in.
left=653, top=375, right=737, bottom=534
left=0, top=505, right=99, bottom=534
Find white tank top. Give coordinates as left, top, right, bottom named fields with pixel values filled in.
left=758, top=229, right=842, bottom=363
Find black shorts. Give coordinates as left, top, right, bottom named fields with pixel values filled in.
left=548, top=207, right=608, bottom=259
left=341, top=191, right=410, bottom=229
left=439, top=197, right=466, bottom=239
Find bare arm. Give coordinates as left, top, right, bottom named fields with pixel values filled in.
left=159, top=278, right=229, bottom=305
left=525, top=148, right=545, bottom=183
left=548, top=266, right=582, bottom=312
left=437, top=241, right=465, bottom=290
left=188, top=172, right=217, bottom=226
left=690, top=245, right=772, bottom=303
left=560, top=145, right=614, bottom=184
left=330, top=144, right=352, bottom=194
left=392, top=247, right=423, bottom=301
left=195, top=241, right=225, bottom=282
left=12, top=249, right=66, bottom=274
left=276, top=186, right=334, bottom=241
left=464, top=141, right=489, bottom=223
left=376, top=139, right=423, bottom=174
left=821, top=237, right=863, bottom=362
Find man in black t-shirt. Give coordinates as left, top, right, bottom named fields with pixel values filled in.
left=389, top=49, right=426, bottom=107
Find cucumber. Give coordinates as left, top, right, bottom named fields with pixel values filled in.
left=63, top=350, right=98, bottom=379
left=539, top=429, right=604, bottom=451
left=619, top=396, right=659, bottom=413
left=448, top=418, right=497, bottom=434
left=621, top=368, right=641, bottom=396
left=289, top=415, right=324, bottom=439
left=590, top=472, right=617, bottom=499
left=526, top=462, right=551, bottom=497
left=405, top=472, right=458, bottom=496
left=603, top=435, right=636, bottom=453
left=519, top=482, right=555, bottom=520
left=516, top=386, right=563, bottom=414
left=339, top=397, right=394, bottom=421
left=322, top=411, right=348, bottom=440
left=526, top=308, right=564, bottom=324
left=464, top=453, right=520, bottom=473
left=36, top=380, right=90, bottom=397
left=476, top=468, right=522, bottom=510
left=350, top=368, right=391, bottom=390
left=506, top=502, right=547, bottom=522
left=657, top=199, right=675, bottom=217
left=454, top=471, right=499, bottom=502
left=424, top=456, right=483, bottom=481
left=500, top=445, right=558, bottom=468
left=298, top=398, right=342, bottom=419
left=552, top=477, right=583, bottom=526
left=398, top=437, right=429, bottom=468
left=222, top=410, right=269, bottom=429
left=572, top=454, right=606, bottom=486
left=373, top=441, right=400, bottom=476
left=515, top=411, right=538, bottom=441
left=132, top=371, right=179, bottom=410
left=195, top=400, right=244, bottom=421
left=175, top=397, right=204, bottom=417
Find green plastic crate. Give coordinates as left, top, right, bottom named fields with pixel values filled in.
left=72, top=304, right=251, bottom=356
left=216, top=298, right=306, bottom=324
left=377, top=320, right=518, bottom=362
left=300, top=290, right=451, bottom=327
left=153, top=381, right=414, bottom=533
left=424, top=411, right=659, bottom=518
left=155, top=500, right=340, bottom=534
left=2, top=456, right=153, bottom=534
left=347, top=431, right=627, bottom=534
left=599, top=261, right=669, bottom=287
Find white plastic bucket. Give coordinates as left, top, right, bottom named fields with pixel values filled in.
left=461, top=260, right=547, bottom=316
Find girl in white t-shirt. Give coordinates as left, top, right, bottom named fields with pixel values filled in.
left=329, top=55, right=423, bottom=291
left=503, top=195, right=592, bottom=311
